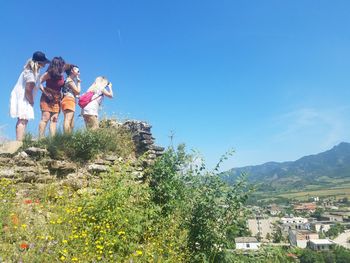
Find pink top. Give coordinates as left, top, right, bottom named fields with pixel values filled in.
left=46, top=76, right=64, bottom=92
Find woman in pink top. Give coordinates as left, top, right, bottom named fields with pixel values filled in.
left=39, top=57, right=65, bottom=137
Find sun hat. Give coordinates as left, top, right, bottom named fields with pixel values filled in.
left=32, top=51, right=50, bottom=63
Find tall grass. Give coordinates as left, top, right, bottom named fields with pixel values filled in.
left=22, top=127, right=135, bottom=163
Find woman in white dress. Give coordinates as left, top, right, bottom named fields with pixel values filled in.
left=82, top=76, right=113, bottom=130
left=10, top=51, right=50, bottom=140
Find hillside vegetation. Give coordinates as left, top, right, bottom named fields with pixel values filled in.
left=0, top=128, right=258, bottom=262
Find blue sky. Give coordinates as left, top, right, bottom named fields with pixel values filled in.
left=1, top=1, right=350, bottom=170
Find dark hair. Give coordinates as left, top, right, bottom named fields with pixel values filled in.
left=47, top=57, right=65, bottom=79
left=64, top=64, right=78, bottom=76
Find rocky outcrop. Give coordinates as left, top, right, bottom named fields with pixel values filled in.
left=0, top=119, right=164, bottom=189
left=0, top=141, right=23, bottom=155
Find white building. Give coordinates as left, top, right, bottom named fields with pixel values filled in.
left=308, top=239, right=335, bottom=251
left=326, top=213, right=344, bottom=222
left=280, top=216, right=310, bottom=233
left=281, top=216, right=308, bottom=224
left=235, top=237, right=260, bottom=250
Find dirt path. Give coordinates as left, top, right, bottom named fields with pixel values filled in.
left=333, top=230, right=350, bottom=249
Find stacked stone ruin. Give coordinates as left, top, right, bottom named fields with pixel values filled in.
left=122, top=120, right=164, bottom=162
left=100, top=119, right=165, bottom=165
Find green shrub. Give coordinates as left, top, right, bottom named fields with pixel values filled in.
left=146, top=146, right=252, bottom=262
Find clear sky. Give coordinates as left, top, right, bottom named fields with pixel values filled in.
left=1, top=0, right=349, bottom=170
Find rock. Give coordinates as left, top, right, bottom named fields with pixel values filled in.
left=140, top=134, right=154, bottom=140
left=15, top=151, right=28, bottom=159
left=155, top=151, right=164, bottom=157
left=147, top=154, right=157, bottom=159
left=0, top=168, right=16, bottom=178
left=20, top=172, right=39, bottom=183
left=15, top=166, right=37, bottom=173
left=150, top=145, right=165, bottom=152
left=0, top=141, right=23, bottom=155
left=139, top=131, right=152, bottom=136
left=48, top=160, right=76, bottom=177
left=94, top=159, right=107, bottom=165
left=0, top=157, right=13, bottom=165
left=123, top=120, right=152, bottom=133
left=141, top=140, right=154, bottom=145
left=25, top=147, right=48, bottom=159
left=104, top=155, right=120, bottom=162
left=16, top=158, right=36, bottom=167
left=87, top=164, right=108, bottom=173
left=61, top=174, right=86, bottom=190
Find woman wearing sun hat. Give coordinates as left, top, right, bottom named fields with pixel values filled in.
left=10, top=51, right=50, bottom=140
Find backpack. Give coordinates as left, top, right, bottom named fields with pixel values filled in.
left=78, top=91, right=102, bottom=108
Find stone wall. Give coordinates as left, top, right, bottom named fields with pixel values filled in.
left=100, top=119, right=165, bottom=164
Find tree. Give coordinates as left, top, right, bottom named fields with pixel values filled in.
left=299, top=249, right=325, bottom=263
left=311, top=208, right=324, bottom=220
left=272, top=224, right=283, bottom=243
left=335, top=246, right=350, bottom=263
left=326, top=223, right=345, bottom=239
left=266, top=232, right=271, bottom=242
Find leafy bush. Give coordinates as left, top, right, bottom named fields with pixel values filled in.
left=146, top=144, right=189, bottom=215
left=146, top=146, right=251, bottom=262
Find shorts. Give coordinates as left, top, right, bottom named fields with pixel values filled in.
left=40, top=88, right=61, bottom=113
left=61, top=96, right=76, bottom=112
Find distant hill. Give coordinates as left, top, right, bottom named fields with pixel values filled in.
left=221, top=142, right=350, bottom=193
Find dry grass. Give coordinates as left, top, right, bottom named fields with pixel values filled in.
left=278, top=186, right=350, bottom=200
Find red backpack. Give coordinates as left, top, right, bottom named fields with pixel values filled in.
left=78, top=91, right=102, bottom=108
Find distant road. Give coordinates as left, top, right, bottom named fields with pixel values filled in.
left=333, top=230, right=350, bottom=249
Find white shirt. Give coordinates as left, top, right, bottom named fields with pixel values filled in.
left=81, top=86, right=104, bottom=116
left=10, top=69, right=39, bottom=120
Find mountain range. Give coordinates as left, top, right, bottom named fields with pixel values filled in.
left=221, top=142, right=350, bottom=193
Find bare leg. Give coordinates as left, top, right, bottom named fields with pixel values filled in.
left=16, top=118, right=28, bottom=141
left=50, top=113, right=59, bottom=136
left=63, top=110, right=74, bottom=134
left=39, top=111, right=50, bottom=138
left=83, top=115, right=99, bottom=130
left=70, top=112, right=75, bottom=132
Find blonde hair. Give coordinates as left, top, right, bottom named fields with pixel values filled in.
left=23, top=59, right=40, bottom=78
left=88, top=76, right=109, bottom=92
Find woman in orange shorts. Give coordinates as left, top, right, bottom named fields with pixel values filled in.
left=39, top=57, right=65, bottom=138
left=61, top=64, right=81, bottom=133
